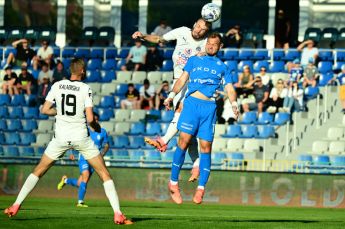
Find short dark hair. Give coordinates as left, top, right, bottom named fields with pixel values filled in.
left=207, top=32, right=223, bottom=44
left=128, top=83, right=134, bottom=87
left=144, top=79, right=150, bottom=85
left=162, top=80, right=168, bottom=84
left=93, top=112, right=99, bottom=119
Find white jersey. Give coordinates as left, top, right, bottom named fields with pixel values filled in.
left=45, top=79, right=93, bottom=141
left=163, top=26, right=207, bottom=79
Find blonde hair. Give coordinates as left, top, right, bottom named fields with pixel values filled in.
left=70, top=58, right=85, bottom=76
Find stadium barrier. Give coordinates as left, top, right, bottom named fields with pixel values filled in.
left=1, top=164, right=345, bottom=208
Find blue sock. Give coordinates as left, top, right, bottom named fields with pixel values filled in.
left=170, top=146, right=187, bottom=182
left=66, top=178, right=78, bottom=187
left=78, top=182, right=87, bottom=202
left=198, top=153, right=211, bottom=188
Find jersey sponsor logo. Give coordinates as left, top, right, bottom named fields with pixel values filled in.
left=192, top=78, right=216, bottom=84
left=176, top=48, right=192, bottom=66
left=191, top=66, right=222, bottom=78
left=59, top=84, right=80, bottom=91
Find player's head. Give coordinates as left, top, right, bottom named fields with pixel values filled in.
left=93, top=112, right=99, bottom=123
left=205, top=32, right=223, bottom=56
left=70, top=58, right=86, bottom=80
left=192, top=18, right=211, bottom=40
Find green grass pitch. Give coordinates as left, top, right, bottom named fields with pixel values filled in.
left=0, top=196, right=344, bottom=228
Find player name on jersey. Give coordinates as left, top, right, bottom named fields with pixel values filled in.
left=59, top=84, right=81, bottom=91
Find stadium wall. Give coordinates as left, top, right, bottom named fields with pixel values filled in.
left=1, top=165, right=345, bottom=208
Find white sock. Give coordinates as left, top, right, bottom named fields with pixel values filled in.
left=14, top=173, right=39, bottom=205
left=170, top=180, right=178, bottom=185
left=197, top=185, right=205, bottom=190
left=103, top=180, right=121, bottom=214
left=193, top=158, right=200, bottom=168
left=161, top=112, right=180, bottom=144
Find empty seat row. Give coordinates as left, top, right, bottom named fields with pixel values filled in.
left=235, top=112, right=290, bottom=126
left=304, top=27, right=345, bottom=48
left=212, top=138, right=262, bottom=153
left=220, top=125, right=276, bottom=139
left=311, top=140, right=345, bottom=155
left=0, top=94, right=36, bottom=107
left=0, top=107, right=47, bottom=119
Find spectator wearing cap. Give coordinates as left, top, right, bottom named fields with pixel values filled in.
left=155, top=80, right=169, bottom=110
left=2, top=66, right=18, bottom=95
left=16, top=67, right=35, bottom=95
left=52, top=61, right=69, bottom=83
left=303, top=58, right=319, bottom=88
left=37, top=62, right=53, bottom=85
left=151, top=19, right=172, bottom=37
left=242, top=76, right=269, bottom=113
left=5, top=39, right=37, bottom=69
left=139, top=79, right=155, bottom=109
left=121, top=39, right=147, bottom=71
left=145, top=43, right=163, bottom=71
left=34, top=40, right=54, bottom=69
left=121, top=83, right=140, bottom=109
left=333, top=64, right=345, bottom=113
left=36, top=74, right=52, bottom=105
left=297, top=40, right=319, bottom=67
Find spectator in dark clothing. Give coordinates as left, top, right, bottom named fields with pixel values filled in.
left=121, top=83, right=140, bottom=109
left=52, top=61, right=69, bottom=83
left=146, top=43, right=163, bottom=71
left=2, top=66, right=18, bottom=95
left=36, top=75, right=52, bottom=105
left=224, top=25, right=242, bottom=48
left=155, top=81, right=169, bottom=110
left=5, top=39, right=37, bottom=69
left=16, top=67, right=35, bottom=95
left=275, top=9, right=291, bottom=49
left=242, top=76, right=269, bottom=113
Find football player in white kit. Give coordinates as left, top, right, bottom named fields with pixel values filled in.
left=4, top=58, right=132, bottom=225
left=132, top=18, right=211, bottom=182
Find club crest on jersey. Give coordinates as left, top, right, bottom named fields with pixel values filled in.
left=196, top=46, right=201, bottom=52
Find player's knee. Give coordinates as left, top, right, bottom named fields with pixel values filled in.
left=178, top=137, right=190, bottom=150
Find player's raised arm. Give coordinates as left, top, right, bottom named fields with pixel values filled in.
left=41, top=101, right=57, bottom=116
left=163, top=71, right=190, bottom=110
left=132, top=31, right=166, bottom=44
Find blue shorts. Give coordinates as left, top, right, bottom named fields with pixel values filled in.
left=78, top=154, right=95, bottom=174
left=177, top=96, right=217, bottom=142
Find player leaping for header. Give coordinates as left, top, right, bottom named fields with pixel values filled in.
left=132, top=18, right=211, bottom=182
left=164, top=32, right=238, bottom=204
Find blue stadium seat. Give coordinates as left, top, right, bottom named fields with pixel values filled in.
left=146, top=109, right=161, bottom=122
left=112, top=150, right=129, bottom=159
left=304, top=27, right=322, bottom=42
left=99, top=96, right=116, bottom=108
left=0, top=107, right=8, bottom=118
left=257, top=125, right=275, bottom=139
left=269, top=61, right=285, bottom=72
left=74, top=49, right=90, bottom=59
left=238, top=60, right=253, bottom=72
left=4, top=132, right=20, bottom=145
left=102, top=59, right=117, bottom=70
left=24, top=94, right=37, bottom=106
left=304, top=86, right=319, bottom=100
left=10, top=94, right=25, bottom=106
left=253, top=60, right=269, bottom=73
left=22, top=120, right=38, bottom=132
left=163, top=49, right=174, bottom=59
left=161, top=123, right=169, bottom=134
left=85, top=70, right=101, bottom=82
left=318, top=50, right=333, bottom=61
left=87, top=59, right=102, bottom=70
left=23, top=107, right=39, bottom=119
left=145, top=150, right=161, bottom=161
left=0, top=94, right=10, bottom=106
left=336, top=50, right=345, bottom=61
left=35, top=147, right=45, bottom=156
left=224, top=60, right=238, bottom=72
left=6, top=119, right=22, bottom=131
left=127, top=123, right=146, bottom=135
left=272, top=49, right=285, bottom=60
left=334, top=62, right=345, bottom=71
left=38, top=112, right=49, bottom=120
left=111, top=136, right=129, bottom=148
left=100, top=70, right=115, bottom=82
left=97, top=108, right=114, bottom=121
left=161, top=60, right=173, bottom=71
left=161, top=151, right=174, bottom=161
left=146, top=123, right=161, bottom=136
left=240, top=125, right=258, bottom=138
left=318, top=73, right=333, bottom=86
left=167, top=137, right=178, bottom=150
left=222, top=125, right=242, bottom=138
left=115, top=84, right=128, bottom=96
left=212, top=152, right=227, bottom=163
left=0, top=119, right=7, bottom=131
left=116, top=59, right=126, bottom=70
left=128, top=136, right=145, bottom=149
left=272, top=112, right=290, bottom=125
left=19, top=147, right=35, bottom=157
left=105, top=48, right=117, bottom=59
left=160, top=110, right=174, bottom=123
left=237, top=49, right=254, bottom=60
left=20, top=133, right=36, bottom=146
left=228, top=152, right=244, bottom=167
left=256, top=112, right=274, bottom=125
left=313, top=155, right=330, bottom=167
left=283, top=49, right=300, bottom=61
left=252, top=50, right=269, bottom=60
left=129, top=150, right=145, bottom=160
left=90, top=48, right=104, bottom=59
left=222, top=49, right=238, bottom=60
left=4, top=146, right=19, bottom=157
left=332, top=156, right=345, bottom=167
left=295, top=155, right=313, bottom=169
left=8, top=107, right=23, bottom=119
left=62, top=58, right=72, bottom=69
left=238, top=111, right=257, bottom=124
left=118, top=48, right=130, bottom=58
left=318, top=61, right=333, bottom=74
left=62, top=48, right=75, bottom=58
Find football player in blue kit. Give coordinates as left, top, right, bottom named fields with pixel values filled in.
left=164, top=32, right=239, bottom=204
left=57, top=112, right=109, bottom=207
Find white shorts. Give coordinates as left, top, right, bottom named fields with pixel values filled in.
left=122, top=99, right=134, bottom=108
left=44, top=137, right=100, bottom=160
left=172, top=79, right=188, bottom=109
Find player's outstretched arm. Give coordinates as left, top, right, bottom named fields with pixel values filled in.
left=41, top=101, right=57, bottom=116
left=85, top=107, right=101, bottom=133
left=132, top=31, right=166, bottom=44
left=163, top=71, right=190, bottom=110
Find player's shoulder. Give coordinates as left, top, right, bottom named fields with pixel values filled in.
left=173, top=26, right=191, bottom=34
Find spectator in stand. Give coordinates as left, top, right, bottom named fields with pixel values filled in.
left=275, top=9, right=291, bottom=49
left=235, top=65, right=254, bottom=98
left=5, top=39, right=37, bottom=69
left=333, top=64, right=345, bottom=113
left=145, top=43, right=163, bottom=71
left=288, top=59, right=303, bottom=85
left=155, top=80, right=169, bottom=110
left=36, top=75, right=52, bottom=105
left=266, top=79, right=288, bottom=113
left=16, top=67, right=35, bottom=95
left=120, top=83, right=140, bottom=109
left=121, top=39, right=147, bottom=71
left=151, top=19, right=172, bottom=37
left=34, top=40, right=54, bottom=69
left=139, top=79, right=155, bottom=109
left=224, top=25, right=242, bottom=48
left=303, top=58, right=319, bottom=88
left=2, top=66, right=18, bottom=95
left=257, top=66, right=271, bottom=87
left=242, top=76, right=269, bottom=113
left=297, top=40, right=319, bottom=67
left=281, top=81, right=304, bottom=113
left=37, top=62, right=53, bottom=85
left=52, top=61, right=69, bottom=83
